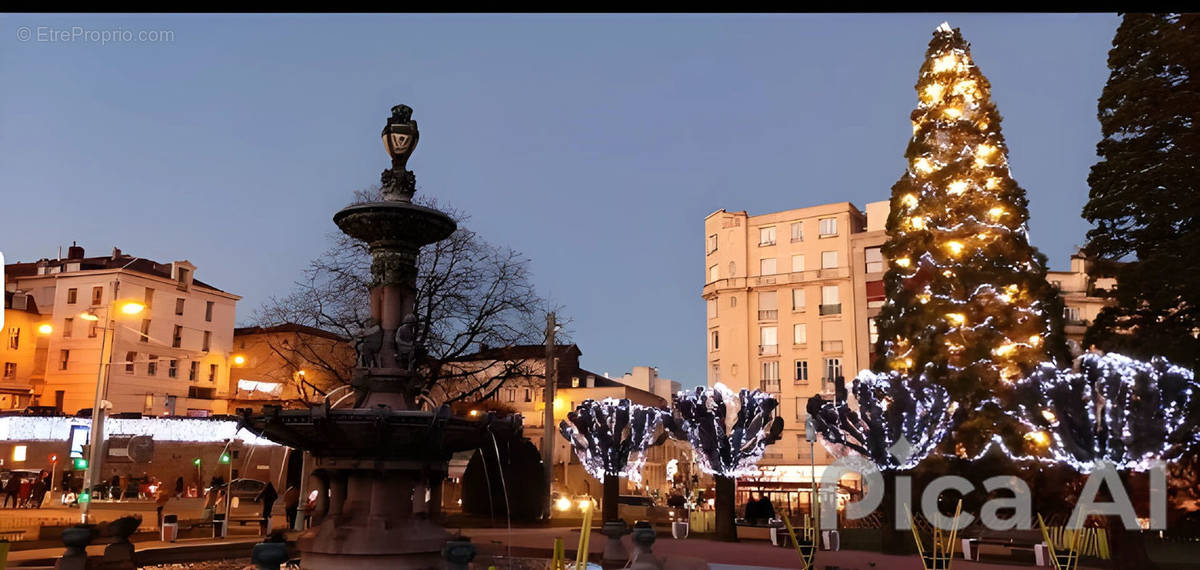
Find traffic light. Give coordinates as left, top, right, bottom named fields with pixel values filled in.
left=193, top=457, right=202, bottom=466
left=78, top=490, right=91, bottom=503
left=73, top=457, right=88, bottom=470
left=49, top=454, right=58, bottom=463
left=219, top=453, right=231, bottom=464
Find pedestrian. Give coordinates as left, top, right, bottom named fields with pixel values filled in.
left=155, top=485, right=171, bottom=528
left=17, top=477, right=32, bottom=508
left=283, top=485, right=300, bottom=530
left=256, top=481, right=278, bottom=535
left=30, top=474, right=47, bottom=509
left=175, top=476, right=184, bottom=498
left=3, top=475, right=21, bottom=508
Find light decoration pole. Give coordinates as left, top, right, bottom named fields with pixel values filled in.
left=667, top=384, right=784, bottom=542
left=79, top=277, right=145, bottom=524
left=559, top=399, right=668, bottom=520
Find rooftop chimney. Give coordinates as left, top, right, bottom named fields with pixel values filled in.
left=111, top=247, right=122, bottom=260
left=67, top=242, right=85, bottom=260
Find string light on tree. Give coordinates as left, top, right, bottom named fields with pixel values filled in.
left=873, top=21, right=1066, bottom=455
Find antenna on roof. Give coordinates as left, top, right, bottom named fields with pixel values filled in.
left=936, top=22, right=953, bottom=33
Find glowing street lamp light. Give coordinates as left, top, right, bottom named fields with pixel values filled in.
left=120, top=302, right=145, bottom=315
left=232, top=355, right=246, bottom=366
left=37, top=324, right=53, bottom=335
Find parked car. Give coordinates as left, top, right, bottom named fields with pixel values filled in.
left=0, top=468, right=44, bottom=489
left=615, top=495, right=687, bottom=527
left=551, top=491, right=594, bottom=514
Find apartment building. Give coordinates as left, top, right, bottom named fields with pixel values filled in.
left=227, top=324, right=355, bottom=411
left=1, top=291, right=48, bottom=409
left=4, top=244, right=241, bottom=416
left=702, top=201, right=889, bottom=475
left=1046, top=250, right=1118, bottom=353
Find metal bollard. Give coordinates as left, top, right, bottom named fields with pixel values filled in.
left=213, top=513, right=227, bottom=538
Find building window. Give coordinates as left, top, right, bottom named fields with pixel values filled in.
left=821, top=250, right=838, bottom=269
left=707, top=234, right=718, bottom=254
left=59, top=350, right=69, bottom=370
left=205, top=301, right=214, bottom=322
left=760, top=258, right=777, bottom=276
left=821, top=340, right=844, bottom=352
left=91, top=286, right=104, bottom=306
left=177, top=268, right=190, bottom=289
left=792, top=288, right=806, bottom=310
left=793, top=323, right=807, bottom=345
left=819, top=217, right=837, bottom=237
left=790, top=222, right=803, bottom=242
left=571, top=377, right=580, bottom=388
left=757, top=291, right=778, bottom=321
left=125, top=351, right=137, bottom=374
left=140, top=319, right=151, bottom=343
left=707, top=299, right=718, bottom=320
left=759, top=326, right=778, bottom=355
left=866, top=247, right=884, bottom=273
left=709, top=265, right=719, bottom=283
left=147, top=355, right=158, bottom=376
left=88, top=321, right=98, bottom=338
left=791, top=254, right=805, bottom=273
left=797, top=434, right=812, bottom=461
left=62, top=318, right=74, bottom=338
left=144, top=393, right=155, bottom=414
left=189, top=361, right=198, bottom=381
left=144, top=287, right=155, bottom=309
left=67, top=288, right=78, bottom=304
left=760, top=361, right=780, bottom=392
left=7, top=328, right=17, bottom=350
left=12, top=445, right=26, bottom=462
left=209, top=364, right=218, bottom=382
left=168, top=360, right=178, bottom=378
left=524, top=389, right=532, bottom=402
left=823, top=357, right=843, bottom=389
left=759, top=226, right=776, bottom=246
left=730, top=296, right=737, bottom=308
left=1051, top=280, right=1062, bottom=290
left=820, top=285, right=841, bottom=315
left=202, top=331, right=211, bottom=352
left=1064, top=306, right=1081, bottom=323
left=868, top=317, right=879, bottom=345
left=795, top=360, right=809, bottom=383
left=175, top=298, right=185, bottom=316
left=711, top=362, right=720, bottom=383
left=711, top=330, right=719, bottom=351
left=172, top=325, right=183, bottom=348
left=2, top=363, right=15, bottom=380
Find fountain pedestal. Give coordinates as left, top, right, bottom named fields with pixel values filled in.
left=238, top=104, right=521, bottom=569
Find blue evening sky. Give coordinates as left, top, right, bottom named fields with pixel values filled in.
left=0, top=13, right=1119, bottom=388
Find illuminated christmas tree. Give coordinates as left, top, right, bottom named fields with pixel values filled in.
left=873, top=22, right=1067, bottom=452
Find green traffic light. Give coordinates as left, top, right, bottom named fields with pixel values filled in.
left=220, top=453, right=231, bottom=464
left=78, top=491, right=91, bottom=504
left=73, top=458, right=88, bottom=470
left=193, top=457, right=202, bottom=466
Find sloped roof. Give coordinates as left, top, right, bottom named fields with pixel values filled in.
left=234, top=323, right=349, bottom=343
left=5, top=254, right=227, bottom=293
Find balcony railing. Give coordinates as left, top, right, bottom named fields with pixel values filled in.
left=758, top=344, right=779, bottom=356
left=760, top=378, right=781, bottom=392
left=188, top=386, right=216, bottom=400
left=821, top=377, right=839, bottom=393
left=757, top=309, right=778, bottom=321
left=819, top=303, right=842, bottom=315
left=701, top=267, right=852, bottom=293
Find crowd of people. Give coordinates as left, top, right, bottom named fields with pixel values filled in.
left=1, top=470, right=52, bottom=509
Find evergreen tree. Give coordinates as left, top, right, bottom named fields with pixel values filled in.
left=873, top=23, right=1066, bottom=452
left=1082, top=14, right=1200, bottom=370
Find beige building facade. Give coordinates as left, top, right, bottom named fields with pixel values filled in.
left=228, top=324, right=355, bottom=411
left=2, top=291, right=49, bottom=409
left=703, top=201, right=889, bottom=473
left=5, top=245, right=241, bottom=416
left=1046, top=250, right=1118, bottom=354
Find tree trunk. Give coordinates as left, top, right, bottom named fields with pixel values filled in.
left=715, top=475, right=738, bottom=542
left=603, top=474, right=619, bottom=523
left=880, top=470, right=905, bottom=554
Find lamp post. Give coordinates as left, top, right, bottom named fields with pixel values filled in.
left=79, top=278, right=145, bottom=524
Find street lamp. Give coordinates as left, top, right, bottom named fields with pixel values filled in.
left=79, top=280, right=144, bottom=523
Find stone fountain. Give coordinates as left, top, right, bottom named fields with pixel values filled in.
left=239, top=104, right=521, bottom=569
